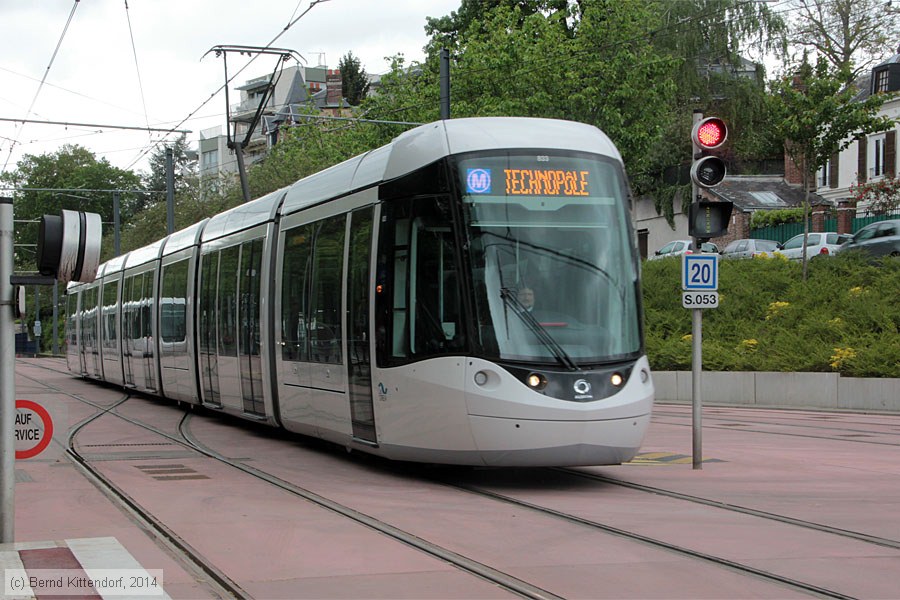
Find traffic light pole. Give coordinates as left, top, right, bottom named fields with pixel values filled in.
left=1, top=197, right=15, bottom=542
left=690, top=110, right=704, bottom=471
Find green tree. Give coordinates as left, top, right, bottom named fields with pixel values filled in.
left=415, top=0, right=787, bottom=222
left=769, top=56, right=895, bottom=279
left=338, top=52, right=370, bottom=106
left=0, top=144, right=142, bottom=269
left=143, top=133, right=197, bottom=212
left=424, top=0, right=573, bottom=53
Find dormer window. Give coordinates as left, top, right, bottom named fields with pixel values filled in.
left=870, top=59, right=900, bottom=94
left=874, top=69, right=890, bottom=93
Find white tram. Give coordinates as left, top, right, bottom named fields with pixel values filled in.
left=65, top=117, right=655, bottom=466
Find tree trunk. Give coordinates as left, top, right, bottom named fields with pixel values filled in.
left=802, top=167, right=811, bottom=281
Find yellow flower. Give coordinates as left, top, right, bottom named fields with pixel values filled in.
left=681, top=334, right=692, bottom=342
left=830, top=347, right=856, bottom=370
left=739, top=339, right=759, bottom=353
left=849, top=286, right=865, bottom=296
left=766, top=301, right=790, bottom=320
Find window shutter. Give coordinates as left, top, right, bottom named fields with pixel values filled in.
left=857, top=136, right=867, bottom=183
left=829, top=153, right=839, bottom=188
left=886, top=130, right=896, bottom=178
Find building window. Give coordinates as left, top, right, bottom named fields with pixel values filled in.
left=818, top=160, right=830, bottom=187
left=871, top=135, right=886, bottom=178
left=202, top=150, right=218, bottom=170
left=874, top=69, right=889, bottom=94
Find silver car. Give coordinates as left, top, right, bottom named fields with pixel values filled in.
left=780, top=232, right=852, bottom=260
left=720, top=238, right=780, bottom=259
left=840, top=219, right=900, bottom=258
left=649, top=239, right=718, bottom=260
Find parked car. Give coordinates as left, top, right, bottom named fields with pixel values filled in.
left=839, top=219, right=900, bottom=259
left=779, top=232, right=853, bottom=261
left=720, top=238, right=781, bottom=259
left=649, top=239, right=719, bottom=260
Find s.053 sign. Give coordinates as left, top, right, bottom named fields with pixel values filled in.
left=682, top=291, right=719, bottom=309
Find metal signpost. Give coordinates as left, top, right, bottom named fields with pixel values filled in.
left=1, top=204, right=102, bottom=542
left=687, top=111, right=730, bottom=470
left=682, top=253, right=719, bottom=470
left=1, top=197, right=15, bottom=542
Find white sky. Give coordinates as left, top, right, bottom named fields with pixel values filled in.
left=0, top=0, right=461, bottom=179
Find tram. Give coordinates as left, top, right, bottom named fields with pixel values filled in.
left=65, top=117, right=654, bottom=466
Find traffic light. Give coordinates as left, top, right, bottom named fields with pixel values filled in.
left=36, top=210, right=102, bottom=284
left=690, top=116, right=727, bottom=189
left=689, top=200, right=733, bottom=240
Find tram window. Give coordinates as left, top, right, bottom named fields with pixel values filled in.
left=102, top=281, right=118, bottom=349
left=309, top=215, right=345, bottom=364
left=160, top=259, right=189, bottom=343
left=239, top=238, right=263, bottom=357
left=376, top=196, right=463, bottom=365
left=218, top=245, right=240, bottom=357
left=199, top=252, right=219, bottom=354
left=66, top=294, right=77, bottom=346
left=124, top=274, right=140, bottom=346
left=125, top=271, right=154, bottom=355
left=281, top=224, right=313, bottom=362
left=83, top=287, right=96, bottom=347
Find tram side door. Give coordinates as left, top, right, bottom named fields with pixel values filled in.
left=239, top=238, right=265, bottom=416
left=347, top=206, right=376, bottom=443
left=198, top=251, right=221, bottom=407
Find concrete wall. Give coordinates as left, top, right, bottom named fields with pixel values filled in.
left=653, top=371, right=900, bottom=412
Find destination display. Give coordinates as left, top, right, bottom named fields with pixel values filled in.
left=463, top=158, right=599, bottom=198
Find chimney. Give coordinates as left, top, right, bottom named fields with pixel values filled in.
left=326, top=69, right=342, bottom=105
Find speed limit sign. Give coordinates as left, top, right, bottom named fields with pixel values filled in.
left=682, top=254, right=718, bottom=291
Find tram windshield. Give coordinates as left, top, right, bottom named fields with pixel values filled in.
left=457, top=152, right=641, bottom=366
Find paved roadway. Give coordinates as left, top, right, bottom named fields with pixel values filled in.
left=2, top=357, right=899, bottom=599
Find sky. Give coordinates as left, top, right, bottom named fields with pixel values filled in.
left=0, top=0, right=461, bottom=180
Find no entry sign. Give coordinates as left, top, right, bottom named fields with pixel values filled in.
left=15, top=400, right=54, bottom=460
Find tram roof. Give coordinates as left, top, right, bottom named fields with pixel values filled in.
left=201, top=187, right=287, bottom=242
left=162, top=218, right=209, bottom=256
left=123, top=238, right=165, bottom=270
left=280, top=117, right=621, bottom=216
left=99, top=252, right=130, bottom=278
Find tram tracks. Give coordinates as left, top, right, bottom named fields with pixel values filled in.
left=19, top=361, right=899, bottom=598
left=439, top=479, right=857, bottom=600
left=18, top=364, right=564, bottom=600
left=554, top=468, right=900, bottom=551
left=17, top=370, right=251, bottom=600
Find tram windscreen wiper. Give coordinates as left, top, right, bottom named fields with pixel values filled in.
left=499, top=287, right=579, bottom=371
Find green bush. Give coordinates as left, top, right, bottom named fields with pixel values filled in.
left=749, top=207, right=806, bottom=229
left=641, top=254, right=900, bottom=377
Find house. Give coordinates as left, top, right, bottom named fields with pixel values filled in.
left=634, top=48, right=900, bottom=258
left=199, top=63, right=351, bottom=192
left=633, top=175, right=821, bottom=258
left=813, top=47, right=900, bottom=214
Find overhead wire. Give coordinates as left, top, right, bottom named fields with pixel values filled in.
left=1, top=0, right=81, bottom=172
left=123, top=0, right=153, bottom=138
left=123, top=0, right=331, bottom=171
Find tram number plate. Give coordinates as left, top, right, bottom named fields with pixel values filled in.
left=682, top=291, right=719, bottom=309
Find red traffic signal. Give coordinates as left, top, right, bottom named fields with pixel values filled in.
left=692, top=117, right=727, bottom=150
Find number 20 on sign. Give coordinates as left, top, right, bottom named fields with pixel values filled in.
left=682, top=254, right=718, bottom=290
left=682, top=254, right=719, bottom=309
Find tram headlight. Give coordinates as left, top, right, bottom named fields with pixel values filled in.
left=610, top=372, right=625, bottom=387
left=526, top=373, right=548, bottom=391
